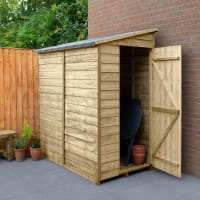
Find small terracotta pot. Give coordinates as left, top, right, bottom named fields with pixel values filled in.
left=14, top=149, right=26, bottom=162
left=132, top=145, right=146, bottom=153
left=30, top=147, right=41, bottom=161
left=132, top=145, right=146, bottom=165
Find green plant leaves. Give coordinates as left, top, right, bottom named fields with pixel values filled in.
left=15, top=138, right=27, bottom=149
left=0, top=0, right=88, bottom=48
left=22, top=119, right=32, bottom=140
left=32, top=138, right=40, bottom=149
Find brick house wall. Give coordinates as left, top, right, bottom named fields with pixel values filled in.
left=88, top=0, right=200, bottom=177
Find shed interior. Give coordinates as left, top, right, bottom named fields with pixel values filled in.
left=120, top=46, right=150, bottom=171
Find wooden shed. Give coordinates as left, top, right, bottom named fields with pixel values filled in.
left=36, top=28, right=182, bottom=184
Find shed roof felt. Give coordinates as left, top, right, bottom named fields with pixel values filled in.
left=36, top=28, right=157, bottom=53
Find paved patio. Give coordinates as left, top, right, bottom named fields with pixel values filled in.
left=0, top=158, right=200, bottom=200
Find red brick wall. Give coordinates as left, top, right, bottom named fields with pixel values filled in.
left=88, top=0, right=200, bottom=177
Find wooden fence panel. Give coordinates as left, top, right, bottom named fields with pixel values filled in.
left=0, top=48, right=39, bottom=135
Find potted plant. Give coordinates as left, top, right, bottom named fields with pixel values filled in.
left=22, top=119, right=33, bottom=157
left=14, top=138, right=27, bottom=162
left=30, top=138, right=41, bottom=161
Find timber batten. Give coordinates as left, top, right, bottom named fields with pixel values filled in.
left=38, top=28, right=182, bottom=184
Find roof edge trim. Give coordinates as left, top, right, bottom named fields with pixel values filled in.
left=35, top=28, right=158, bottom=54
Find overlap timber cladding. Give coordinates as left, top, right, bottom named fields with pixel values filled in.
left=99, top=44, right=120, bottom=181
left=88, top=0, right=200, bottom=177
left=0, top=48, right=38, bottom=135
left=39, top=52, right=64, bottom=165
left=64, top=47, right=98, bottom=183
left=39, top=47, right=106, bottom=183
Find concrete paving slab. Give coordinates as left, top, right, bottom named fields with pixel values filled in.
left=0, top=158, right=200, bottom=200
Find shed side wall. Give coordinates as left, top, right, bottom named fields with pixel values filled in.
left=64, top=47, right=98, bottom=183
left=39, top=52, right=64, bottom=165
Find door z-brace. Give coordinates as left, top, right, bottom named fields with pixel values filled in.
left=152, top=106, right=180, bottom=157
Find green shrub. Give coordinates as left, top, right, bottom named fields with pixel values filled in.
left=22, top=119, right=32, bottom=140
left=32, top=138, right=40, bottom=149
left=15, top=138, right=27, bottom=149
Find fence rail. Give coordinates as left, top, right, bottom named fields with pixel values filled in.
left=0, top=48, right=38, bottom=135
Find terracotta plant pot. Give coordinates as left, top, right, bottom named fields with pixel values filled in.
left=14, top=149, right=26, bottom=162
left=30, top=147, right=41, bottom=161
left=132, top=145, right=146, bottom=165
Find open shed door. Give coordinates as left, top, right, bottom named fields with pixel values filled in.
left=151, top=45, right=182, bottom=177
